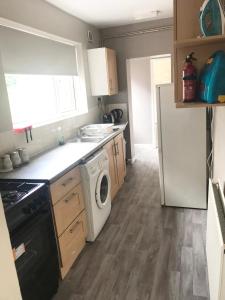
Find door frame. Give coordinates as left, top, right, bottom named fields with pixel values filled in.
left=150, top=54, right=172, bottom=148
left=126, top=54, right=172, bottom=162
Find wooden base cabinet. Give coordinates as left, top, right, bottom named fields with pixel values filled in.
left=114, top=133, right=126, bottom=187
left=104, top=133, right=126, bottom=200
left=50, top=166, right=87, bottom=279
left=59, top=211, right=87, bottom=279
left=104, top=139, right=119, bottom=199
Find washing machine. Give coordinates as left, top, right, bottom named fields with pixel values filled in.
left=80, top=149, right=111, bottom=242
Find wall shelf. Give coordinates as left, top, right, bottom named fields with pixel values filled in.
left=175, top=35, right=225, bottom=49
left=176, top=102, right=225, bottom=109
left=174, top=0, right=225, bottom=107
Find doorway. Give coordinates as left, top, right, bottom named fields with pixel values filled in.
left=150, top=55, right=172, bottom=148
left=127, top=54, right=171, bottom=161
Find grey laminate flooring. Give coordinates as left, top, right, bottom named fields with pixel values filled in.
left=54, top=145, right=209, bottom=300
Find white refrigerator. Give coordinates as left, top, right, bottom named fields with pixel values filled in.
left=156, top=83, right=207, bottom=209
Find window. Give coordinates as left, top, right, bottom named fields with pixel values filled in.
left=0, top=24, right=88, bottom=129
left=5, top=74, right=83, bottom=128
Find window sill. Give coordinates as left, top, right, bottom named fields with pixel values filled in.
left=30, top=109, right=88, bottom=129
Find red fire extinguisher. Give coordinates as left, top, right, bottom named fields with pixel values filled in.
left=182, top=52, right=197, bottom=102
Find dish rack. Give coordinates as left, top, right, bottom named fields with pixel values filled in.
left=80, top=124, right=114, bottom=136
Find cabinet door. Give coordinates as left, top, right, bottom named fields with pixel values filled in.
left=106, top=48, right=118, bottom=95
left=59, top=211, right=87, bottom=279
left=114, top=133, right=126, bottom=187
left=104, top=139, right=119, bottom=200
left=53, top=183, right=85, bottom=237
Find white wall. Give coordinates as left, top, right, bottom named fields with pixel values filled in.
left=129, top=57, right=152, bottom=144
left=0, top=197, right=22, bottom=300
left=0, top=0, right=101, bottom=158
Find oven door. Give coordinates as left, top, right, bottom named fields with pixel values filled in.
left=95, top=171, right=111, bottom=209
left=11, top=204, right=59, bottom=300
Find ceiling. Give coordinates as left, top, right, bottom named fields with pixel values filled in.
left=45, top=0, right=173, bottom=28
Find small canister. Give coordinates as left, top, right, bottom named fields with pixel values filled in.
left=10, top=151, right=22, bottom=168
left=17, top=148, right=30, bottom=164
left=2, top=154, right=13, bottom=170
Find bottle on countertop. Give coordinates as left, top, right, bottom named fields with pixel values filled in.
left=57, top=126, right=65, bottom=146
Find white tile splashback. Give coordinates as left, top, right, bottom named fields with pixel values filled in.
left=105, top=103, right=128, bottom=123
left=0, top=107, right=99, bottom=158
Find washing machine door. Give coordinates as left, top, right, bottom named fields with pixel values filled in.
left=95, top=171, right=111, bottom=209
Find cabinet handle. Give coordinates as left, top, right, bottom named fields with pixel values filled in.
left=109, top=79, right=113, bottom=93
left=112, top=144, right=117, bottom=156
left=64, top=192, right=78, bottom=203
left=116, top=143, right=119, bottom=155
left=69, top=221, right=81, bottom=234
left=62, top=177, right=73, bottom=187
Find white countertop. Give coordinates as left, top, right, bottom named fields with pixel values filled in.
left=0, top=123, right=127, bottom=183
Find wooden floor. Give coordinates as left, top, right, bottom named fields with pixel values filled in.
left=54, top=145, right=209, bottom=300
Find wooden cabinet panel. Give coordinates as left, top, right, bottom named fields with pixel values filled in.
left=59, top=211, right=87, bottom=279
left=106, top=48, right=118, bottom=95
left=50, top=166, right=81, bottom=205
left=114, top=133, right=126, bottom=187
left=53, top=183, right=85, bottom=237
left=104, top=139, right=119, bottom=200
left=104, top=133, right=126, bottom=200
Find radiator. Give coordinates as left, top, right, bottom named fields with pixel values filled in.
left=206, top=180, right=225, bottom=300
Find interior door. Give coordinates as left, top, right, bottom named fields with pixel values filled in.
left=150, top=55, right=172, bottom=148
left=206, top=181, right=224, bottom=300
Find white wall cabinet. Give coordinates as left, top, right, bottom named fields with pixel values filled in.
left=88, top=47, right=118, bottom=96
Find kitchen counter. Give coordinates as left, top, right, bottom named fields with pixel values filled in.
left=0, top=123, right=127, bottom=183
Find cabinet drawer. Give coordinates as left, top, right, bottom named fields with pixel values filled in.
left=50, top=166, right=81, bottom=205
left=59, top=211, right=87, bottom=278
left=53, top=183, right=85, bottom=237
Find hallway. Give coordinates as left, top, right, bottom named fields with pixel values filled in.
left=54, top=147, right=209, bottom=300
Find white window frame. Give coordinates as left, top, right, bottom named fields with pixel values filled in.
left=0, top=17, right=88, bottom=128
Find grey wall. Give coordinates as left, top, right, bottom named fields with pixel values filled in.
left=101, top=18, right=173, bottom=158
left=0, top=0, right=101, bottom=157
left=101, top=18, right=173, bottom=104
left=130, top=57, right=152, bottom=144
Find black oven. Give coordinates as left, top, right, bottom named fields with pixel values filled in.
left=0, top=181, right=59, bottom=300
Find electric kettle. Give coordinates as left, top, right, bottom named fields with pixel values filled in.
left=110, top=109, right=123, bottom=124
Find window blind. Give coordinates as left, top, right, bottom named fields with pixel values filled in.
left=0, top=26, right=78, bottom=75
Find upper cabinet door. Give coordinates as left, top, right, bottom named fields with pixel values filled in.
left=88, top=47, right=118, bottom=96
left=106, top=48, right=118, bottom=96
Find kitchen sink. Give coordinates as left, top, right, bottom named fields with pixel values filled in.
left=69, top=136, right=106, bottom=143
